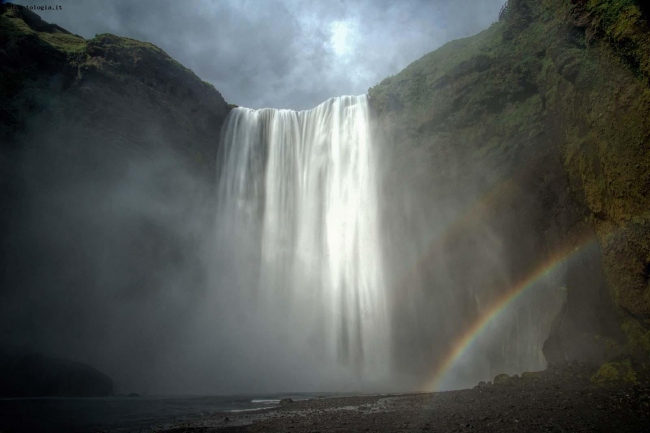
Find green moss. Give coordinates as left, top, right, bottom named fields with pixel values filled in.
left=1, top=4, right=203, bottom=90
left=369, top=21, right=505, bottom=119
left=1, top=7, right=86, bottom=54
left=605, top=337, right=618, bottom=351
left=369, top=0, right=650, bottom=335
left=39, top=31, right=85, bottom=53
left=591, top=359, right=638, bottom=385
left=580, top=0, right=650, bottom=80
left=85, top=33, right=190, bottom=75
left=622, top=319, right=650, bottom=355
left=521, top=371, right=542, bottom=380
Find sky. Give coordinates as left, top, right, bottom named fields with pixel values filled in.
left=16, top=0, right=504, bottom=110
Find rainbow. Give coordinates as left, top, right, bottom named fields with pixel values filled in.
left=424, top=234, right=599, bottom=392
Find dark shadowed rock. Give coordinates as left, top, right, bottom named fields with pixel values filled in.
left=0, top=345, right=113, bottom=397
left=0, top=4, right=233, bottom=385
left=474, top=380, right=489, bottom=389
left=279, top=398, right=294, bottom=405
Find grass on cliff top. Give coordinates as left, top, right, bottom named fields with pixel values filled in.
left=368, top=23, right=502, bottom=117
left=394, top=22, right=503, bottom=83
left=370, top=0, right=650, bottom=115
left=86, top=33, right=216, bottom=92
left=90, top=32, right=183, bottom=67
left=368, top=16, right=551, bottom=120
left=1, top=6, right=214, bottom=95
left=1, top=7, right=86, bottom=53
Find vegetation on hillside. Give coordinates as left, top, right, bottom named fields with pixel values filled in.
left=369, top=0, right=650, bottom=373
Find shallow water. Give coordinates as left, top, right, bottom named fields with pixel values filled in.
left=0, top=393, right=339, bottom=432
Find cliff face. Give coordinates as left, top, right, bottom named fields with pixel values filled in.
left=369, top=0, right=650, bottom=375
left=0, top=5, right=230, bottom=179
left=0, top=5, right=231, bottom=393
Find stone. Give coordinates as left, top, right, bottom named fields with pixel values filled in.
left=521, top=371, right=542, bottom=380
left=494, top=374, right=511, bottom=384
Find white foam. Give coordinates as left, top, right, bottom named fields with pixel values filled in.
left=216, top=95, right=390, bottom=377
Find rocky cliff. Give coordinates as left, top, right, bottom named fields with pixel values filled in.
left=0, top=4, right=231, bottom=393
left=369, top=0, right=650, bottom=380
left=0, top=4, right=230, bottom=183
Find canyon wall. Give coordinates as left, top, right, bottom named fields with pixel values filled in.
left=0, top=5, right=231, bottom=393
left=369, top=0, right=649, bottom=379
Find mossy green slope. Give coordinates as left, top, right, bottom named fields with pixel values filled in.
left=370, top=0, right=650, bottom=362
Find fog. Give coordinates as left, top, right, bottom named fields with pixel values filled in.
left=371, top=113, right=571, bottom=390
left=1, top=90, right=569, bottom=395
left=0, top=96, right=384, bottom=395
left=1, top=0, right=615, bottom=397
left=1, top=121, right=210, bottom=393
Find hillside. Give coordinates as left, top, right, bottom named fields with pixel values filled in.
left=0, top=4, right=231, bottom=393
left=369, top=0, right=650, bottom=381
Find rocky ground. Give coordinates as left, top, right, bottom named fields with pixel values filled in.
left=158, top=363, right=650, bottom=433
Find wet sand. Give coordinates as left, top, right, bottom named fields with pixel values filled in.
left=161, top=363, right=650, bottom=432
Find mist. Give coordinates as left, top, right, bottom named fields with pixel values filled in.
left=0, top=0, right=622, bottom=399
left=0, top=90, right=567, bottom=395
left=371, top=110, right=571, bottom=390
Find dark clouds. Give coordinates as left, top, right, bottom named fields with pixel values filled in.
left=16, top=0, right=504, bottom=108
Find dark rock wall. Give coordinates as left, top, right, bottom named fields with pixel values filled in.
left=369, top=0, right=649, bottom=377
left=0, top=345, right=113, bottom=397
left=0, top=5, right=231, bottom=393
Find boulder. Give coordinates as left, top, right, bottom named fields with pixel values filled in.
left=521, top=371, right=542, bottom=380
left=493, top=373, right=511, bottom=384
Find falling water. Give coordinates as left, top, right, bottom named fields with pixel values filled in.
left=215, top=95, right=389, bottom=380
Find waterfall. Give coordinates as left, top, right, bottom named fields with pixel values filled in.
left=215, top=95, right=389, bottom=379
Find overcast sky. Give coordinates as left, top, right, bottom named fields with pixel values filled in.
left=17, top=0, right=504, bottom=110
